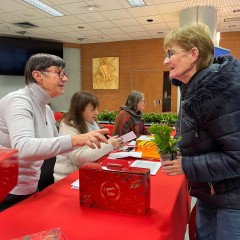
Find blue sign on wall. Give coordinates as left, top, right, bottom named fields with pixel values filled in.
left=214, top=46, right=230, bottom=57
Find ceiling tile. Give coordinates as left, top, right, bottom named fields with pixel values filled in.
left=0, top=0, right=239, bottom=44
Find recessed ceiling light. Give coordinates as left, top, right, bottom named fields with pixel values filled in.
left=157, top=32, right=163, bottom=34
left=98, top=37, right=104, bottom=40
left=23, top=0, right=64, bottom=17
left=147, top=19, right=153, bottom=22
left=229, top=25, right=236, bottom=28
left=85, top=5, right=97, bottom=11
left=127, top=0, right=145, bottom=7
left=233, top=9, right=240, bottom=13
left=78, top=26, right=84, bottom=29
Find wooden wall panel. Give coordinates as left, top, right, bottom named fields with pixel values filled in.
left=78, top=32, right=240, bottom=113
left=80, top=39, right=167, bottom=113
left=131, top=71, right=160, bottom=112
left=220, top=32, right=240, bottom=59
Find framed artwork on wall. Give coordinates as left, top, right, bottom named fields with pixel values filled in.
left=92, top=57, right=119, bottom=89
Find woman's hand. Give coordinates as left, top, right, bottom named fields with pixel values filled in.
left=161, top=155, right=184, bottom=176
left=109, top=136, right=123, bottom=150
left=71, top=128, right=109, bottom=149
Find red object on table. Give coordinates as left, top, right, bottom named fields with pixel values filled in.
left=0, top=148, right=18, bottom=202
left=12, top=227, right=67, bottom=240
left=99, top=123, right=114, bottom=136
left=79, top=159, right=150, bottom=216
left=0, top=156, right=191, bottom=240
left=54, top=112, right=64, bottom=122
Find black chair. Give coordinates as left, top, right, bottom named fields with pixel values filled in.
left=38, top=157, right=56, bottom=191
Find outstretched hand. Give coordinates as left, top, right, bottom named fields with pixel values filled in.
left=71, top=128, right=109, bottom=149
left=109, top=135, right=123, bottom=150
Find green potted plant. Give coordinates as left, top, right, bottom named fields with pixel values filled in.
left=97, top=110, right=118, bottom=124
left=148, top=123, right=181, bottom=161
left=142, top=112, right=178, bottom=126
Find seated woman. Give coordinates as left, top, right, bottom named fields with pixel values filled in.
left=113, top=90, right=149, bottom=137
left=54, top=91, right=122, bottom=182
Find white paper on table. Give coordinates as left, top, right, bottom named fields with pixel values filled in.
left=108, top=151, right=142, bottom=159
left=121, top=131, right=137, bottom=143
left=127, top=140, right=136, bottom=146
left=71, top=179, right=79, bottom=189
left=130, top=160, right=161, bottom=175
left=136, top=135, right=151, bottom=141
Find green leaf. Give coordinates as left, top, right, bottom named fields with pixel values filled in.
left=148, top=123, right=181, bottom=154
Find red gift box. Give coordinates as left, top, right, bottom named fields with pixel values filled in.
left=12, top=227, right=67, bottom=240
left=0, top=148, right=18, bottom=202
left=79, top=159, right=150, bottom=216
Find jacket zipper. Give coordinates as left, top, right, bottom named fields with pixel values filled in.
left=208, top=181, right=216, bottom=195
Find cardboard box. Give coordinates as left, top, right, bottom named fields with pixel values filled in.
left=0, top=148, right=18, bottom=202
left=12, top=227, right=67, bottom=240
left=79, top=159, right=150, bottom=216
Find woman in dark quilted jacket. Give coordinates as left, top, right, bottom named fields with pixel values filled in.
left=162, top=23, right=240, bottom=240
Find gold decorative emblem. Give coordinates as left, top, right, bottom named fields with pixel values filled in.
left=101, top=181, right=121, bottom=201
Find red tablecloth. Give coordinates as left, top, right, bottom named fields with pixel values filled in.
left=0, top=158, right=191, bottom=240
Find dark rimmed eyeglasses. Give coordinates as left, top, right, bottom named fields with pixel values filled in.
left=42, top=70, right=68, bottom=79
left=165, top=48, right=186, bottom=59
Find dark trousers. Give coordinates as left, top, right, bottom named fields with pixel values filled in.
left=0, top=193, right=33, bottom=212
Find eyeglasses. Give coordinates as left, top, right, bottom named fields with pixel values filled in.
left=42, top=70, right=68, bottom=79
left=165, top=48, right=186, bottom=59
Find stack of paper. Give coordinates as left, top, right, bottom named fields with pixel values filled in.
left=130, top=160, right=161, bottom=175
left=108, top=151, right=142, bottom=159
left=71, top=179, right=79, bottom=189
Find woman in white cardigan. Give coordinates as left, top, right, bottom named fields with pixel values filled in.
left=54, top=91, right=122, bottom=182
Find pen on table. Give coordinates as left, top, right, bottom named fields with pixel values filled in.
left=127, top=147, right=134, bottom=152
left=104, top=134, right=110, bottom=140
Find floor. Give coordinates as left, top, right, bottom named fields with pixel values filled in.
left=184, top=197, right=197, bottom=240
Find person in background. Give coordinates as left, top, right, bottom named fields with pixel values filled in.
left=54, top=91, right=122, bottom=182
left=161, top=23, right=240, bottom=240
left=113, top=90, right=149, bottom=137
left=0, top=53, right=108, bottom=212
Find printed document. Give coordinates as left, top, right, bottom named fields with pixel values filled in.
left=130, top=160, right=161, bottom=175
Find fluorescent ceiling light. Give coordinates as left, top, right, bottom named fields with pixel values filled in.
left=128, top=0, right=146, bottom=7
left=23, top=0, right=64, bottom=17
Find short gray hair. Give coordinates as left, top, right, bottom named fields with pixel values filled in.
left=24, top=53, right=65, bottom=84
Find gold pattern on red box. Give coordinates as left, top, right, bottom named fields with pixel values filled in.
left=12, top=227, right=67, bottom=240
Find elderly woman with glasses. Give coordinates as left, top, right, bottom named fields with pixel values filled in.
left=0, top=53, right=108, bottom=212
left=113, top=90, right=149, bottom=137
left=161, top=23, right=240, bottom=239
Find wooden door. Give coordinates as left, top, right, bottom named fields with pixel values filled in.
left=131, top=70, right=162, bottom=113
